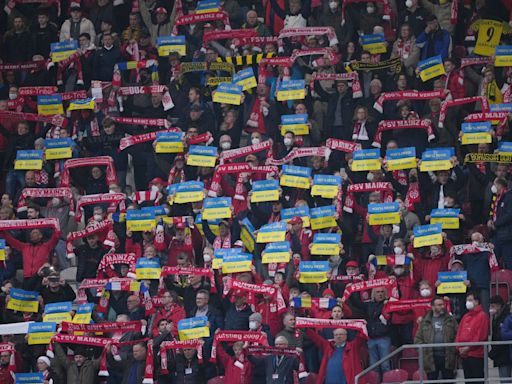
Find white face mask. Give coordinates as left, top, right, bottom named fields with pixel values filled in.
left=93, top=214, right=103, bottom=221
left=489, top=308, right=497, bottom=316
left=367, top=172, right=374, bottom=182
left=249, top=321, right=258, bottom=330
left=9, top=93, right=17, bottom=100
left=203, top=254, right=211, bottom=262
left=420, top=289, right=431, bottom=297
left=394, top=246, right=403, bottom=255
left=466, top=300, right=475, bottom=310
left=51, top=198, right=61, bottom=207
left=329, top=1, right=338, bottom=9
left=491, top=184, right=498, bottom=194
left=251, top=138, right=261, bottom=145
left=394, top=267, right=404, bottom=276
left=405, top=0, right=413, bottom=8
left=367, top=6, right=375, bottom=13
left=151, top=185, right=160, bottom=193
left=284, top=138, right=293, bottom=147
left=221, top=142, right=231, bottom=150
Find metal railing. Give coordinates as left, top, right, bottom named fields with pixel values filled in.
left=355, top=340, right=512, bottom=384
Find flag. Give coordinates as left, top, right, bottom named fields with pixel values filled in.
left=37, top=95, right=64, bottom=115
left=222, top=252, right=253, bottom=274
left=437, top=271, right=467, bottom=294
left=68, top=98, right=95, bottom=111
left=169, top=181, right=204, bottom=204
left=15, top=150, right=43, bottom=170
left=361, top=33, right=387, bottom=54
left=50, top=40, right=78, bottom=62
left=282, top=206, right=310, bottom=227
left=157, top=36, right=186, bottom=57
left=240, top=218, right=255, bottom=252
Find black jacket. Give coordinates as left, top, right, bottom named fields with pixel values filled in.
left=247, top=354, right=300, bottom=384
left=31, top=23, right=58, bottom=58
left=92, top=46, right=122, bottom=81
left=495, top=189, right=512, bottom=242
left=365, top=301, right=390, bottom=338
left=76, top=243, right=107, bottom=281
left=40, top=284, right=76, bottom=304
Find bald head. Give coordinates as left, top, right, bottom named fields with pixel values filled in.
left=275, top=336, right=289, bottom=348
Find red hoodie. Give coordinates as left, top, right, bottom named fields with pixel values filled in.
left=410, top=238, right=453, bottom=288
left=3, top=231, right=60, bottom=278
left=456, top=304, right=489, bottom=358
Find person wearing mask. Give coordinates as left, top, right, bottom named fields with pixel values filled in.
left=415, top=296, right=458, bottom=380
left=455, top=292, right=490, bottom=383
left=489, top=178, right=512, bottom=269
left=248, top=312, right=273, bottom=345
left=415, top=14, right=451, bottom=60
left=224, top=289, right=253, bottom=331
left=60, top=5, right=96, bottom=42
left=402, top=0, right=431, bottom=37
left=307, top=327, right=365, bottom=384
left=489, top=295, right=512, bottom=381
left=53, top=343, right=100, bottom=384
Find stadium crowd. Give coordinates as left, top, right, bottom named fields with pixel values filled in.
left=0, top=0, right=512, bottom=383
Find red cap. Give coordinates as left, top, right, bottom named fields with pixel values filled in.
left=155, top=6, right=167, bottom=13
left=149, top=177, right=165, bottom=186
left=322, top=288, right=335, bottom=297
left=175, top=222, right=186, bottom=230
left=346, top=260, right=359, bottom=268
left=289, top=216, right=303, bottom=225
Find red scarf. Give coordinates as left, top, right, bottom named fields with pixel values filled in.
left=96, top=253, right=136, bottom=278
left=160, top=340, right=203, bottom=373
left=211, top=331, right=268, bottom=362
left=294, top=317, right=368, bottom=338
left=343, top=182, right=393, bottom=213
left=246, top=97, right=267, bottom=134
left=60, top=156, right=117, bottom=188
left=213, top=234, right=231, bottom=249
left=450, top=242, right=499, bottom=272
left=405, top=182, right=421, bottom=211
left=439, top=96, right=489, bottom=128
left=373, top=119, right=435, bottom=147
left=373, top=90, right=449, bottom=114
left=341, top=277, right=398, bottom=302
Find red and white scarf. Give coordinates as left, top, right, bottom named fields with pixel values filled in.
left=175, top=11, right=231, bottom=28
left=160, top=340, right=203, bottom=373
left=209, top=164, right=278, bottom=198
left=278, top=27, right=338, bottom=48
left=66, top=220, right=114, bottom=258
left=75, top=193, right=125, bottom=222
left=311, top=72, right=362, bottom=98
left=220, top=140, right=273, bottom=164
left=211, top=331, right=268, bottom=362
left=325, top=138, right=361, bottom=153
left=294, top=317, right=368, bottom=339
left=0, top=110, right=67, bottom=128
left=202, top=29, right=257, bottom=48
left=343, top=182, right=393, bottom=213
left=119, top=128, right=180, bottom=151
left=0, top=218, right=59, bottom=231
left=17, top=187, right=74, bottom=214
left=450, top=243, right=499, bottom=272
left=245, top=97, right=268, bottom=135
left=60, top=156, right=117, bottom=188
left=111, top=116, right=172, bottom=128
left=0, top=343, right=16, bottom=375
left=0, top=61, right=45, bottom=71
left=341, top=277, right=398, bottom=302
left=373, top=119, right=435, bottom=148
left=213, top=234, right=231, bottom=249
left=381, top=298, right=431, bottom=318
left=439, top=96, right=490, bottom=128
left=374, top=89, right=449, bottom=113
left=60, top=320, right=143, bottom=334
left=268, top=147, right=327, bottom=166
left=465, top=112, right=509, bottom=138
left=96, top=253, right=136, bottom=278
left=405, top=182, right=421, bottom=211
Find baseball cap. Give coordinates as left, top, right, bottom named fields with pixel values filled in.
left=346, top=260, right=359, bottom=268
left=289, top=216, right=303, bottom=225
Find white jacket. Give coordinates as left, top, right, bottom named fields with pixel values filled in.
left=59, top=17, right=96, bottom=43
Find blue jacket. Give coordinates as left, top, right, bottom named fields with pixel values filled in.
left=495, top=190, right=512, bottom=242
left=416, top=28, right=451, bottom=60
left=500, top=314, right=512, bottom=361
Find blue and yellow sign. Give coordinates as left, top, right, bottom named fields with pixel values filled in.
left=203, top=197, right=232, bottom=220
left=299, top=261, right=329, bottom=283
left=15, top=373, right=44, bottom=384
left=386, top=147, right=417, bottom=170
left=282, top=206, right=310, bottom=227
left=187, top=145, right=218, bottom=167
left=361, top=33, right=387, bottom=54
left=7, top=288, right=39, bottom=313
left=195, top=0, right=220, bottom=13
left=310, top=205, right=337, bottom=230
left=311, top=233, right=341, bottom=256
left=256, top=221, right=287, bottom=243
left=213, top=83, right=242, bottom=105
left=418, top=55, right=446, bottom=82
left=351, top=148, right=381, bottom=171
left=368, top=202, right=400, bottom=225
left=73, top=303, right=93, bottom=324
left=28, top=322, right=56, bottom=345
left=37, top=95, right=64, bottom=116
left=15, top=150, right=44, bottom=170
left=233, top=67, right=257, bottom=91
left=45, top=138, right=73, bottom=160
left=51, top=40, right=78, bottom=62
left=0, top=239, right=5, bottom=261
left=157, top=36, right=186, bottom=56
left=155, top=131, right=184, bottom=153
left=276, top=80, right=305, bottom=101
left=430, top=208, right=460, bottom=229
left=420, top=148, right=453, bottom=172
left=68, top=98, right=95, bottom=111
left=280, top=164, right=311, bottom=189
left=280, top=114, right=309, bottom=136
left=437, top=271, right=467, bottom=294
left=240, top=218, right=256, bottom=252
left=311, top=174, right=340, bottom=199
left=43, top=301, right=72, bottom=323
left=251, top=180, right=279, bottom=203
left=262, top=241, right=291, bottom=264
left=413, top=223, right=443, bottom=248
left=171, top=181, right=204, bottom=204
left=126, top=210, right=156, bottom=231
left=222, top=252, right=252, bottom=273
left=461, top=122, right=492, bottom=145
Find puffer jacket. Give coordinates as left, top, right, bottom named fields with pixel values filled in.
left=456, top=305, right=489, bottom=358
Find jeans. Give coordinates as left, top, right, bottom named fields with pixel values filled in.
left=461, top=357, right=484, bottom=384
left=5, top=170, right=25, bottom=199
left=368, top=336, right=391, bottom=373
left=499, top=365, right=512, bottom=383
left=427, top=354, right=455, bottom=381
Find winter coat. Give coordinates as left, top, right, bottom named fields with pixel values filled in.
left=456, top=305, right=489, bottom=358
left=414, top=310, right=458, bottom=372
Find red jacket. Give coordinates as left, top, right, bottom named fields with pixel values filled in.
left=257, top=300, right=283, bottom=336
left=456, top=304, right=489, bottom=358
left=217, top=346, right=252, bottom=384
left=410, top=239, right=453, bottom=288
left=151, top=304, right=186, bottom=337
left=3, top=231, right=60, bottom=278
left=391, top=275, right=416, bottom=325
left=167, top=226, right=202, bottom=266
left=306, top=329, right=364, bottom=384
left=0, top=366, right=13, bottom=384
left=445, top=69, right=465, bottom=99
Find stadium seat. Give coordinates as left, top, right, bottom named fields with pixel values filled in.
left=399, top=358, right=419, bottom=379
left=382, top=369, right=409, bottom=383
left=401, top=348, right=419, bottom=358
left=361, top=370, right=381, bottom=384
left=413, top=370, right=427, bottom=380
left=491, top=269, right=512, bottom=302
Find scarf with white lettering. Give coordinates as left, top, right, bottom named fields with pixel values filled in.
left=341, top=277, right=398, bottom=302
left=17, top=187, right=74, bottom=215
left=294, top=317, right=369, bottom=339
left=373, top=119, right=435, bottom=148
left=343, top=182, right=393, bottom=213
left=66, top=220, right=114, bottom=258
left=160, top=340, right=203, bottom=374
left=211, top=331, right=268, bottom=362
left=449, top=242, right=499, bottom=272
left=60, top=156, right=117, bottom=188
left=439, top=96, right=489, bottom=128
left=311, top=72, right=362, bottom=98
left=374, top=90, right=449, bottom=114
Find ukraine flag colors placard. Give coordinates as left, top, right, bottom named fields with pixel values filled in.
left=310, top=233, right=341, bottom=256
left=280, top=164, right=311, bottom=189
left=136, top=258, right=162, bottom=280
left=27, top=322, right=56, bottom=345
left=413, top=223, right=443, bottom=248
left=212, top=83, right=242, bottom=105
left=126, top=210, right=156, bottom=231
left=50, top=40, right=78, bottom=62
left=44, top=138, right=73, bottom=160
left=251, top=180, right=279, bottom=203
left=420, top=148, right=453, bottom=172
left=232, top=67, right=257, bottom=91
left=43, top=301, right=72, bottom=323
left=361, top=33, right=387, bottom=54
left=178, top=316, right=210, bottom=340
left=221, top=252, right=253, bottom=274
left=187, top=145, right=218, bottom=167
left=368, top=202, right=400, bottom=225
left=281, top=205, right=310, bottom=227
left=418, top=55, right=446, bottom=82
left=386, top=147, right=417, bottom=171
left=276, top=80, right=305, bottom=101
left=299, top=261, right=329, bottom=283
left=15, top=150, right=44, bottom=170
left=157, top=36, right=186, bottom=57
left=256, top=221, right=287, bottom=243
left=461, top=122, right=492, bottom=145
left=7, top=288, right=39, bottom=313
left=430, top=208, right=460, bottom=229
left=310, top=205, right=337, bottom=230
left=37, top=95, right=64, bottom=116
left=262, top=241, right=291, bottom=264
left=351, top=148, right=381, bottom=171
left=155, top=131, right=184, bottom=153
left=311, top=174, right=341, bottom=199
left=202, top=197, right=232, bottom=220
left=280, top=114, right=310, bottom=136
